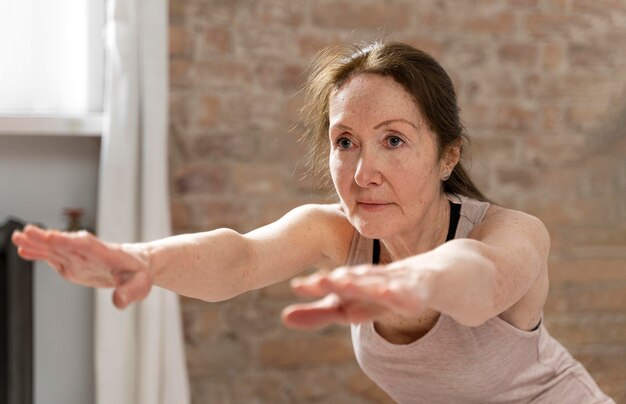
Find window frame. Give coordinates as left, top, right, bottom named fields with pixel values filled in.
left=0, top=0, right=106, bottom=137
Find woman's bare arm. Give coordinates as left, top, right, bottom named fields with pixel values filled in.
left=284, top=206, right=550, bottom=329
left=12, top=204, right=354, bottom=308
left=146, top=204, right=353, bottom=301
left=422, top=207, right=550, bottom=327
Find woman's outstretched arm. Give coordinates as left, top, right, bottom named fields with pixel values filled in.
left=12, top=204, right=353, bottom=308
left=283, top=206, right=550, bottom=330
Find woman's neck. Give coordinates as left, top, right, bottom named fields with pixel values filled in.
left=379, top=193, right=451, bottom=263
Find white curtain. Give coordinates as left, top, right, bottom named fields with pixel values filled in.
left=96, top=0, right=190, bottom=403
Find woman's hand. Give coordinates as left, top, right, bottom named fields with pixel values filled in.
left=282, top=261, right=432, bottom=330
left=11, top=224, right=152, bottom=309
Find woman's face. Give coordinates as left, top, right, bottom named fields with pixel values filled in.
left=328, top=73, right=447, bottom=239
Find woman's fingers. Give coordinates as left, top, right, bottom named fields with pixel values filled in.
left=292, top=265, right=383, bottom=296
left=13, top=225, right=152, bottom=310
left=112, top=270, right=152, bottom=309
left=14, top=225, right=144, bottom=291
left=282, top=294, right=389, bottom=329
left=290, top=264, right=426, bottom=321
left=293, top=266, right=389, bottom=300
left=282, top=294, right=347, bottom=329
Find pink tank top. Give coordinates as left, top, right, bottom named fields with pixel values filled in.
left=349, top=194, right=614, bottom=403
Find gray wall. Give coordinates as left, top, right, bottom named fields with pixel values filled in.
left=0, top=135, right=99, bottom=404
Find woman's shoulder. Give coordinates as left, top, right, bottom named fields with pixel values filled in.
left=472, top=203, right=550, bottom=256
left=482, top=204, right=547, bottom=230
left=289, top=203, right=349, bottom=222
left=288, top=203, right=355, bottom=263
left=295, top=203, right=354, bottom=237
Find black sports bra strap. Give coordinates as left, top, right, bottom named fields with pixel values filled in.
left=373, top=200, right=461, bottom=264
left=446, top=201, right=461, bottom=242
left=373, top=239, right=381, bottom=265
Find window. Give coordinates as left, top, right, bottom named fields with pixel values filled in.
left=0, top=0, right=105, bottom=135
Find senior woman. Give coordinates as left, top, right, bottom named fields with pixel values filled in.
left=12, top=42, right=612, bottom=403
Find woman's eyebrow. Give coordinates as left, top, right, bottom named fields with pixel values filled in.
left=373, top=119, right=419, bottom=130
left=329, top=123, right=353, bottom=132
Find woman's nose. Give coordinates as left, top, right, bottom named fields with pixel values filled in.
left=354, top=151, right=383, bottom=187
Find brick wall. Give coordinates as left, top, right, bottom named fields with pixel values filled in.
left=169, top=0, right=626, bottom=402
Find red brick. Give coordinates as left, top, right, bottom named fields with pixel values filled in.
left=521, top=133, right=586, bottom=167
left=245, top=94, right=289, bottom=130
left=169, top=59, right=192, bottom=88
left=463, top=12, right=515, bottom=35
left=244, top=1, right=305, bottom=28
left=473, top=70, right=520, bottom=98
left=185, top=331, right=251, bottom=376
left=254, top=62, right=306, bottom=93
left=197, top=95, right=220, bottom=127
left=259, top=279, right=295, bottom=300
left=168, top=92, right=191, bottom=129
left=347, top=371, right=395, bottom=403
left=538, top=73, right=619, bottom=99
left=289, top=368, right=343, bottom=400
left=169, top=0, right=191, bottom=23
left=220, top=298, right=284, bottom=335
left=195, top=199, right=252, bottom=232
left=259, top=335, right=354, bottom=367
left=200, top=26, right=232, bottom=55
left=192, top=60, right=252, bottom=91
left=232, top=163, right=288, bottom=196
left=525, top=13, right=590, bottom=38
left=188, top=131, right=258, bottom=161
left=191, top=0, right=238, bottom=25
left=542, top=42, right=564, bottom=70
left=169, top=25, right=192, bottom=57
left=460, top=103, right=492, bottom=131
left=404, top=36, right=445, bottom=59
left=541, top=104, right=563, bottom=131
left=541, top=0, right=570, bottom=11
left=173, top=163, right=228, bottom=195
left=286, top=93, right=305, bottom=123
left=563, top=224, right=626, bottom=252
left=238, top=26, right=299, bottom=57
left=568, top=37, right=624, bottom=71
left=496, top=167, right=538, bottom=190
left=445, top=42, right=489, bottom=69
left=548, top=258, right=626, bottom=284
left=546, top=281, right=626, bottom=311
left=311, top=0, right=411, bottom=31
left=507, top=0, right=539, bottom=6
left=525, top=196, right=617, bottom=227
left=170, top=198, right=191, bottom=231
left=297, top=32, right=344, bottom=58
left=572, top=0, right=626, bottom=15
left=544, top=313, right=626, bottom=345
left=470, top=135, right=519, bottom=164
left=233, top=373, right=286, bottom=402
left=565, top=103, right=611, bottom=131
left=494, top=104, right=538, bottom=131
left=257, top=129, right=306, bottom=162
left=521, top=73, right=542, bottom=98
left=497, top=42, right=538, bottom=67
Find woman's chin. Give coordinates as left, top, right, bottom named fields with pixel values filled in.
left=352, top=220, right=395, bottom=240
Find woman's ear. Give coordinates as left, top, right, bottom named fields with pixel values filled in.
left=441, top=139, right=462, bottom=175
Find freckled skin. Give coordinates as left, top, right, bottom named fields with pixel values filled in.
left=329, top=74, right=453, bottom=257
left=11, top=73, right=550, bottom=335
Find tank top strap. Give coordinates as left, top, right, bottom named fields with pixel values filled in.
left=346, top=194, right=490, bottom=266
left=446, top=193, right=490, bottom=239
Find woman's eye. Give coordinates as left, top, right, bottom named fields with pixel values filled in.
left=337, top=137, right=352, bottom=149
left=387, top=135, right=404, bottom=148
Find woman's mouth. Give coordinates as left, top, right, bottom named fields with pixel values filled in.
left=356, top=201, right=393, bottom=211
